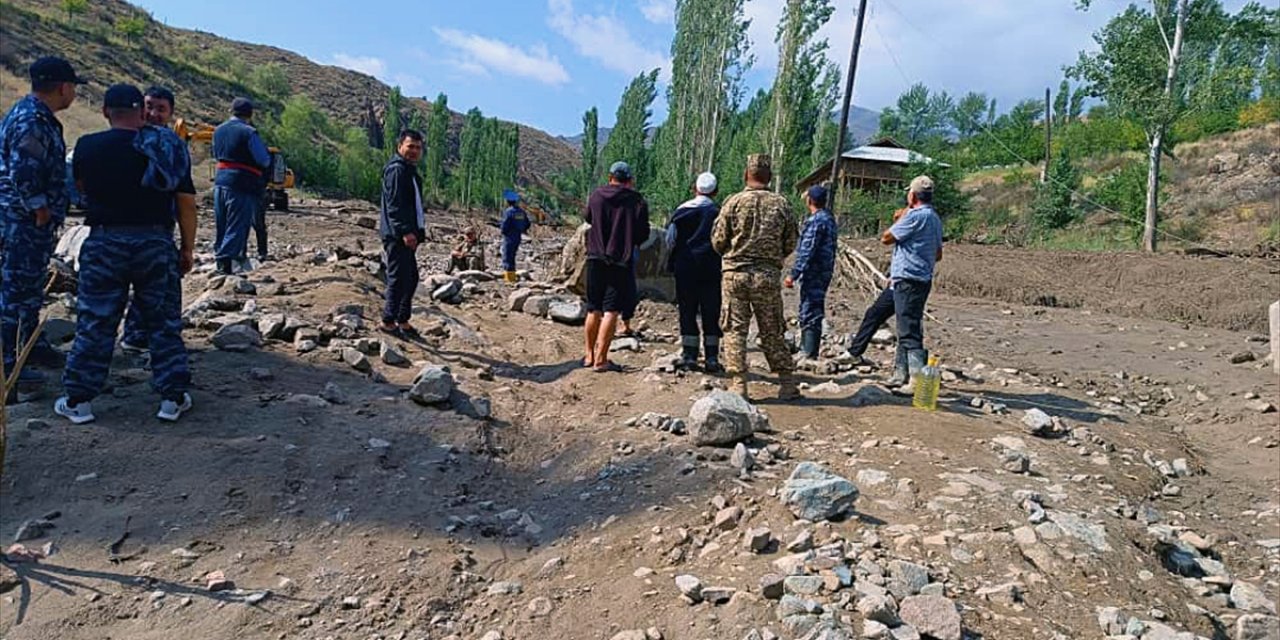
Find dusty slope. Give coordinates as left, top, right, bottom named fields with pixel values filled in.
left=1, top=200, right=1277, bottom=640
left=0, top=0, right=579, bottom=188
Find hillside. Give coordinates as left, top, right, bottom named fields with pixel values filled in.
left=0, top=0, right=579, bottom=188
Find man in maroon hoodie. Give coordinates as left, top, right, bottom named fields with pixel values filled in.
left=583, top=161, right=650, bottom=372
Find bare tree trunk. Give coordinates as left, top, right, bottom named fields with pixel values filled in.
left=1144, top=0, right=1189, bottom=253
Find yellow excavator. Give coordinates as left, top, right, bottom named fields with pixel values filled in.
left=174, top=118, right=295, bottom=211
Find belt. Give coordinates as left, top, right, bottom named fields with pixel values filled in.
left=216, top=161, right=263, bottom=177
left=90, top=224, right=172, bottom=235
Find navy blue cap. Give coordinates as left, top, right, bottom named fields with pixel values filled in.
left=231, top=97, right=255, bottom=116
left=609, top=161, right=632, bottom=181
left=103, top=84, right=144, bottom=109
left=503, top=189, right=520, bottom=203
left=806, top=185, right=829, bottom=206
left=29, top=56, right=87, bottom=85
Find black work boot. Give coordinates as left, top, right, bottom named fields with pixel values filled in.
left=678, top=336, right=700, bottom=371
left=801, top=329, right=821, bottom=360
left=703, top=339, right=724, bottom=374
left=215, top=259, right=233, bottom=276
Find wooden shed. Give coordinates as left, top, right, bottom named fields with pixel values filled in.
left=795, top=137, right=947, bottom=194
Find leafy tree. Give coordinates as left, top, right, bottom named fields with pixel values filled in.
left=1031, top=145, right=1082, bottom=231
left=951, top=91, right=993, bottom=141
left=424, top=93, right=449, bottom=200
left=808, top=65, right=842, bottom=174
left=250, top=63, right=291, bottom=101
left=878, top=83, right=954, bottom=147
left=383, top=86, right=403, bottom=152
left=61, top=0, right=88, bottom=23
left=116, top=15, right=147, bottom=44
left=600, top=70, right=659, bottom=186
left=903, top=158, right=970, bottom=240
left=455, top=108, right=486, bottom=208
left=580, top=107, right=599, bottom=200
left=716, top=89, right=771, bottom=197
left=764, top=0, right=836, bottom=195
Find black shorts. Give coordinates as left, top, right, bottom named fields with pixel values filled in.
left=585, top=259, right=635, bottom=314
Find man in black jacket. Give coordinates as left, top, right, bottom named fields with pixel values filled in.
left=582, top=161, right=649, bottom=373
left=379, top=130, right=426, bottom=336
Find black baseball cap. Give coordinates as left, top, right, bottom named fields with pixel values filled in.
left=103, top=84, right=144, bottom=109
left=29, top=56, right=88, bottom=85
left=231, top=97, right=255, bottom=116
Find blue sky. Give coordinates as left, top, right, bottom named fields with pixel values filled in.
left=134, top=0, right=1251, bottom=136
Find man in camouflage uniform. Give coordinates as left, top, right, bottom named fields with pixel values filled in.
left=785, top=185, right=838, bottom=361
left=711, top=154, right=800, bottom=401
left=0, top=57, right=84, bottom=391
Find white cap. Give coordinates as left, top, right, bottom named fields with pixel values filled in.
left=695, top=172, right=718, bottom=195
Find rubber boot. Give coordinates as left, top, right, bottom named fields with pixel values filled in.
left=777, top=374, right=802, bottom=401
left=215, top=258, right=233, bottom=276
left=678, top=336, right=699, bottom=371
left=801, top=328, right=821, bottom=360
left=896, top=349, right=929, bottom=396
left=504, top=271, right=518, bottom=284
left=885, top=347, right=909, bottom=387
left=703, top=339, right=724, bottom=374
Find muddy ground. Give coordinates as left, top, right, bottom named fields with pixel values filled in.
left=1, top=198, right=1277, bottom=640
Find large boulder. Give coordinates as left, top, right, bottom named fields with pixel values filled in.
left=548, top=299, right=587, bottom=325
left=211, top=324, right=261, bottom=352
left=523, top=295, right=554, bottom=318
left=688, top=391, right=766, bottom=446
left=409, top=365, right=455, bottom=405
left=779, top=462, right=859, bottom=521
left=898, top=595, right=962, bottom=640
left=509, top=289, right=534, bottom=312
left=555, top=223, right=674, bottom=301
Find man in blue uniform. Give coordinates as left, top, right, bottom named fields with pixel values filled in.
left=212, top=97, right=270, bottom=275
left=120, top=85, right=181, bottom=354
left=499, top=190, right=531, bottom=283
left=784, top=185, right=837, bottom=361
left=56, top=84, right=196, bottom=424
left=666, top=172, right=722, bottom=372
left=0, top=56, right=84, bottom=393
left=882, top=175, right=943, bottom=393
left=379, top=129, right=426, bottom=336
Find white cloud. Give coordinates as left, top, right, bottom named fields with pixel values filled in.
left=639, top=0, right=675, bottom=24
left=547, top=0, right=670, bottom=80
left=330, top=53, right=388, bottom=80
left=434, top=28, right=571, bottom=86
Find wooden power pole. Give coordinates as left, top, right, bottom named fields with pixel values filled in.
left=828, top=0, right=870, bottom=203
left=1041, top=87, right=1051, bottom=184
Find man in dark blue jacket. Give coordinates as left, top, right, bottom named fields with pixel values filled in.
left=666, top=172, right=722, bottom=372
left=379, top=130, right=426, bottom=336
left=211, top=97, right=270, bottom=275
left=785, top=185, right=837, bottom=360
left=499, top=189, right=530, bottom=283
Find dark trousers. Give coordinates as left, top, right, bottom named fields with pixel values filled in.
left=675, top=265, right=722, bottom=340
left=849, top=286, right=895, bottom=357
left=797, top=276, right=832, bottom=332
left=892, top=279, right=932, bottom=353
left=213, top=185, right=259, bottom=262
left=501, top=235, right=520, bottom=271
left=382, top=237, right=419, bottom=324
left=64, top=229, right=189, bottom=402
left=252, top=198, right=268, bottom=258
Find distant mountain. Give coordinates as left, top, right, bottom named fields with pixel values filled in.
left=559, top=127, right=612, bottom=151
left=839, top=105, right=883, bottom=147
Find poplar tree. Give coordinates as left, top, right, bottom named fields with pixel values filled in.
left=600, top=70, right=660, bottom=186
left=581, top=107, right=599, bottom=198
left=456, top=107, right=486, bottom=209
left=765, top=0, right=836, bottom=193
left=425, top=92, right=449, bottom=201
left=383, top=86, right=403, bottom=151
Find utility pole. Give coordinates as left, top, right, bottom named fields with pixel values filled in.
left=1041, top=87, right=1051, bottom=184
left=828, top=0, right=870, bottom=205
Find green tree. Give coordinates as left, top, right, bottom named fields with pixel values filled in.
left=455, top=108, right=486, bottom=209
left=250, top=63, right=291, bottom=101
left=878, top=83, right=955, bottom=147
left=1031, top=145, right=1081, bottom=231
left=116, top=15, right=147, bottom=44
left=950, top=91, right=994, bottom=141
left=424, top=93, right=449, bottom=202
left=600, top=70, right=660, bottom=186
left=903, top=159, right=970, bottom=240
left=383, top=86, right=403, bottom=152
left=61, top=0, right=88, bottom=23
left=764, top=0, right=836, bottom=194
left=580, top=107, right=599, bottom=200
left=717, top=89, right=771, bottom=197
left=809, top=66, right=842, bottom=174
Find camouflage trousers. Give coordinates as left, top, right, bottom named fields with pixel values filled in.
left=721, top=269, right=793, bottom=377
left=0, top=211, right=56, bottom=371
left=63, top=228, right=190, bottom=402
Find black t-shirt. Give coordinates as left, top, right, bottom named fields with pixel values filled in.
left=73, top=128, right=194, bottom=227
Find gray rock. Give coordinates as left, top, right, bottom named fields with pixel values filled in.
left=784, top=575, right=825, bottom=597
left=508, top=289, right=533, bottom=311
left=1021, top=408, right=1054, bottom=436
left=714, top=506, right=743, bottom=531
left=887, top=625, right=921, bottom=640
left=856, top=594, right=900, bottom=626
left=548, top=299, right=588, bottom=324
left=431, top=279, right=462, bottom=301
left=760, top=573, right=786, bottom=600
left=779, top=462, right=859, bottom=522
left=675, top=574, right=703, bottom=602
left=855, top=468, right=891, bottom=488
left=1001, top=449, right=1031, bottom=474
left=1236, top=614, right=1280, bottom=640
left=745, top=527, right=772, bottom=553
left=1047, top=510, right=1111, bottom=552
left=342, top=348, right=372, bottom=373
left=1142, top=621, right=1199, bottom=640
left=486, top=581, right=522, bottom=596
left=787, top=529, right=815, bottom=553
left=732, top=443, right=756, bottom=471
left=778, top=594, right=823, bottom=618
left=701, top=586, right=736, bottom=604
left=609, top=632, right=648, bottom=640
left=888, top=560, right=930, bottom=599
left=211, top=324, right=261, bottom=351
left=898, top=595, right=962, bottom=640
left=862, top=620, right=891, bottom=639
left=1232, top=581, right=1278, bottom=614
left=14, top=519, right=54, bottom=542
left=1230, top=351, right=1257, bottom=364
left=522, top=295, right=554, bottom=317
left=380, top=341, right=409, bottom=366
left=295, top=339, right=317, bottom=354
left=1098, top=607, right=1129, bottom=635
left=409, top=365, right=455, bottom=405
left=258, top=313, right=287, bottom=340
left=689, top=391, right=767, bottom=446
left=610, top=337, right=642, bottom=352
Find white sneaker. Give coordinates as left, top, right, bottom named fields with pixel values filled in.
left=120, top=340, right=148, bottom=354
left=157, top=393, right=193, bottom=422
left=54, top=397, right=96, bottom=424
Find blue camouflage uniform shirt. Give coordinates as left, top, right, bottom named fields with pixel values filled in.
left=0, top=95, right=68, bottom=224
left=790, top=208, right=837, bottom=284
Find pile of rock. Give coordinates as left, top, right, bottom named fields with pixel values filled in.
left=509, top=288, right=588, bottom=325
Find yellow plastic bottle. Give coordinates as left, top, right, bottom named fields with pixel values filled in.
left=912, top=354, right=942, bottom=411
